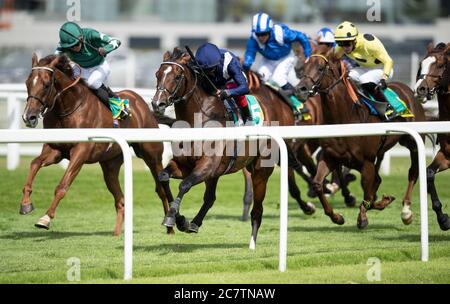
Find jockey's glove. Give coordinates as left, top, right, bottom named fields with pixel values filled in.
left=98, top=48, right=107, bottom=57
left=378, top=79, right=387, bottom=90
left=218, top=90, right=230, bottom=100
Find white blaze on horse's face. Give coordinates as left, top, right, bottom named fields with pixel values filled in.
left=414, top=55, right=436, bottom=93
left=154, top=66, right=173, bottom=105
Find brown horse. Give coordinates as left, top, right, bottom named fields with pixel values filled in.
left=295, top=45, right=426, bottom=229
left=414, top=42, right=450, bottom=231
left=151, top=47, right=314, bottom=247
left=246, top=70, right=356, bottom=203
left=21, top=53, right=171, bottom=236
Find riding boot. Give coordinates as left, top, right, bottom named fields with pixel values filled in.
left=361, top=83, right=394, bottom=120
left=101, top=84, right=130, bottom=119
left=92, top=86, right=110, bottom=108
left=241, top=105, right=254, bottom=125
left=280, top=83, right=309, bottom=118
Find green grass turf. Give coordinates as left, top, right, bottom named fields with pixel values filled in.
left=0, top=156, right=449, bottom=284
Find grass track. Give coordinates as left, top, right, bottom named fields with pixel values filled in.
left=0, top=157, right=449, bottom=284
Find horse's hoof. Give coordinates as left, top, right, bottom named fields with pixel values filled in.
left=166, top=227, right=175, bottom=235
left=357, top=217, right=368, bottom=230
left=438, top=214, right=450, bottom=231
left=19, top=203, right=35, bottom=215
left=187, top=222, right=199, bottom=234
left=240, top=215, right=249, bottom=222
left=401, top=208, right=413, bottom=225
left=175, top=215, right=190, bottom=232
left=162, top=216, right=176, bottom=228
left=334, top=213, right=345, bottom=225
left=345, top=195, right=356, bottom=208
left=35, top=215, right=50, bottom=230
left=307, top=188, right=317, bottom=198
left=302, top=202, right=316, bottom=215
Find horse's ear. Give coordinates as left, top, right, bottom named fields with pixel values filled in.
left=163, top=51, right=170, bottom=61
left=32, top=53, right=38, bottom=67
left=325, top=47, right=334, bottom=59
left=49, top=55, right=62, bottom=68
left=180, top=52, right=191, bottom=65
left=445, top=43, right=450, bottom=56
left=427, top=42, right=434, bottom=54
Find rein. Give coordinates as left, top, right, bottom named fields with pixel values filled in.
left=27, top=66, right=82, bottom=117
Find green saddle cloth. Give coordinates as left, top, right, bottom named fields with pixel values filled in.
left=109, top=97, right=130, bottom=120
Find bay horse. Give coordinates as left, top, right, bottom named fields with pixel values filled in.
left=151, top=47, right=314, bottom=248
left=295, top=45, right=426, bottom=229
left=21, top=53, right=172, bottom=236
left=414, top=42, right=450, bottom=231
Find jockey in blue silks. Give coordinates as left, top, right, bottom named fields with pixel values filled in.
left=195, top=42, right=252, bottom=123
left=243, top=12, right=312, bottom=117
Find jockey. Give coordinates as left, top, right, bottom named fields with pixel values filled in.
left=56, top=21, right=129, bottom=123
left=243, top=12, right=312, bottom=118
left=316, top=27, right=335, bottom=49
left=195, top=42, right=252, bottom=124
left=334, top=21, right=396, bottom=118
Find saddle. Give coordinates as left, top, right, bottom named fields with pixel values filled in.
left=223, top=95, right=264, bottom=127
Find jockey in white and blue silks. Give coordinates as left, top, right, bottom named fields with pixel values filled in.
left=316, top=27, right=336, bottom=49
left=243, top=13, right=311, bottom=87
left=243, top=12, right=311, bottom=116
left=195, top=42, right=252, bottom=123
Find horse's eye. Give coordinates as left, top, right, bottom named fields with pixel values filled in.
left=175, top=74, right=182, bottom=81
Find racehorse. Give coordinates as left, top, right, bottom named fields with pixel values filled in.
left=21, top=53, right=172, bottom=236
left=414, top=42, right=450, bottom=231
left=151, top=47, right=314, bottom=248
left=295, top=45, right=426, bottom=228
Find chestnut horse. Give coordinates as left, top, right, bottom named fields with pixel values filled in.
left=414, top=42, right=450, bottom=231
left=151, top=47, right=314, bottom=248
left=21, top=54, right=171, bottom=235
left=295, top=45, right=426, bottom=229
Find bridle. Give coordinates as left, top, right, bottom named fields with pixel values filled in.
left=417, top=54, right=450, bottom=99
left=299, top=54, right=345, bottom=97
left=27, top=66, right=81, bottom=117
left=154, top=61, right=197, bottom=108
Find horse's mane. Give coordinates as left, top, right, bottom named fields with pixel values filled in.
left=38, top=54, right=74, bottom=78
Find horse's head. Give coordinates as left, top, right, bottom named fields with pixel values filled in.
left=295, top=45, right=338, bottom=101
left=23, top=53, right=73, bottom=128
left=152, top=47, right=194, bottom=116
left=414, top=42, right=450, bottom=102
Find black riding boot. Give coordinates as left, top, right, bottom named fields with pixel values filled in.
left=93, top=85, right=111, bottom=108
left=361, top=82, right=394, bottom=120
left=241, top=105, right=254, bottom=125
left=280, top=83, right=308, bottom=116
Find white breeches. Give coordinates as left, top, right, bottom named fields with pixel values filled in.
left=71, top=60, right=111, bottom=90
left=348, top=67, right=393, bottom=85
left=257, top=53, right=297, bottom=88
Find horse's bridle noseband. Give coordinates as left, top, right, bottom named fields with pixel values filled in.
left=154, top=61, right=197, bottom=108
left=27, top=66, right=81, bottom=117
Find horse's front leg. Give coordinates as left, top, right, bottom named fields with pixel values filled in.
left=35, top=144, right=92, bottom=230
left=162, top=159, right=211, bottom=232
left=20, top=144, right=62, bottom=215
left=189, top=177, right=220, bottom=233
left=313, top=157, right=345, bottom=225
left=427, top=151, right=450, bottom=231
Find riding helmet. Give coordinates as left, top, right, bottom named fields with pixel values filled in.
left=334, top=21, right=358, bottom=41
left=195, top=43, right=222, bottom=70
left=59, top=22, right=83, bottom=49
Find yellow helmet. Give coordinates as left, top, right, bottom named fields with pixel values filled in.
left=334, top=21, right=358, bottom=41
